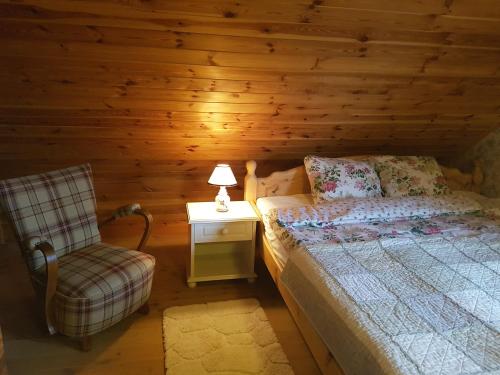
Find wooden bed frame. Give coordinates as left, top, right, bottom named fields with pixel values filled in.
left=243, top=159, right=482, bottom=375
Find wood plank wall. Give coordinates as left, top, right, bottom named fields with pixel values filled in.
left=0, top=0, right=499, bottom=247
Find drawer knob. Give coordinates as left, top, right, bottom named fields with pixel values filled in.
left=221, top=228, right=229, bottom=235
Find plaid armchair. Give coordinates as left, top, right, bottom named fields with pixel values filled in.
left=0, top=164, right=155, bottom=350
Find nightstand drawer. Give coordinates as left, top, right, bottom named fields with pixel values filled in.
left=194, top=221, right=253, bottom=243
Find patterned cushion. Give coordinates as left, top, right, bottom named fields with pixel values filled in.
left=304, top=155, right=382, bottom=203
left=0, top=164, right=100, bottom=271
left=34, top=242, right=155, bottom=337
left=371, top=155, right=450, bottom=197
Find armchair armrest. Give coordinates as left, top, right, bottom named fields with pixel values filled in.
left=100, top=203, right=153, bottom=252
left=25, top=236, right=58, bottom=335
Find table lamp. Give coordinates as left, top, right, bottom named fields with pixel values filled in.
left=208, top=164, right=237, bottom=212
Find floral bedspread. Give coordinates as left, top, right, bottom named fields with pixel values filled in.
left=269, top=193, right=499, bottom=250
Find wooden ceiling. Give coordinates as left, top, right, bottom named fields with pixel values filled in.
left=0, top=0, right=499, bottom=244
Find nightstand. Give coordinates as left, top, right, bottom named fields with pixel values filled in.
left=186, top=201, right=259, bottom=288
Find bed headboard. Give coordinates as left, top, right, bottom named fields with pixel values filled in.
left=244, top=159, right=483, bottom=202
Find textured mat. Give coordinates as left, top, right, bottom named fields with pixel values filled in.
left=163, top=298, right=294, bottom=374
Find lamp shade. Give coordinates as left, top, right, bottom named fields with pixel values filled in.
left=208, top=164, right=237, bottom=186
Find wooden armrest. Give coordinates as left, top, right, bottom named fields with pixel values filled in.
left=25, top=236, right=58, bottom=335
left=100, top=204, right=153, bottom=252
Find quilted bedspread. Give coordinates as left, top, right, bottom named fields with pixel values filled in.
left=273, top=193, right=500, bottom=374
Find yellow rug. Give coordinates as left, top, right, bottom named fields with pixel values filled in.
left=163, top=298, right=294, bottom=374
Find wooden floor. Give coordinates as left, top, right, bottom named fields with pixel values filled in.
left=0, top=240, right=320, bottom=375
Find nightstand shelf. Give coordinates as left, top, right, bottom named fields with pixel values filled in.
left=186, top=201, right=259, bottom=287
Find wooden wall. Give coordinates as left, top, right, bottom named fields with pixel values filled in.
left=1, top=0, right=499, bottom=246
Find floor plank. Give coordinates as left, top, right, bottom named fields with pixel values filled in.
left=0, top=240, right=320, bottom=375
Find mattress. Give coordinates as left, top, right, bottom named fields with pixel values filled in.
left=269, top=193, right=500, bottom=374
left=256, top=194, right=313, bottom=267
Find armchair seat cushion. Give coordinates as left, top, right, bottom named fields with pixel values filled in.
left=35, top=242, right=155, bottom=337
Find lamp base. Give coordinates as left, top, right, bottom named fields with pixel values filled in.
left=215, top=186, right=230, bottom=212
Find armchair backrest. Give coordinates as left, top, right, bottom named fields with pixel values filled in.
left=0, top=164, right=100, bottom=271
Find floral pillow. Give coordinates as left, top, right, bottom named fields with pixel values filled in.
left=370, top=155, right=450, bottom=197
left=304, top=156, right=382, bottom=203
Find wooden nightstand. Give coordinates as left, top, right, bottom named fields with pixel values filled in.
left=186, top=201, right=259, bottom=288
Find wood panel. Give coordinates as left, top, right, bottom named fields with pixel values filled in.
left=0, top=0, right=499, bottom=246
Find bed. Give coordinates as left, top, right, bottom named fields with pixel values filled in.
left=244, top=159, right=500, bottom=375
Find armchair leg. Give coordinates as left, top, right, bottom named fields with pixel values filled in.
left=45, top=314, right=57, bottom=336
left=80, top=336, right=92, bottom=352
left=43, top=295, right=57, bottom=335
left=137, top=301, right=150, bottom=315
left=35, top=290, right=56, bottom=335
